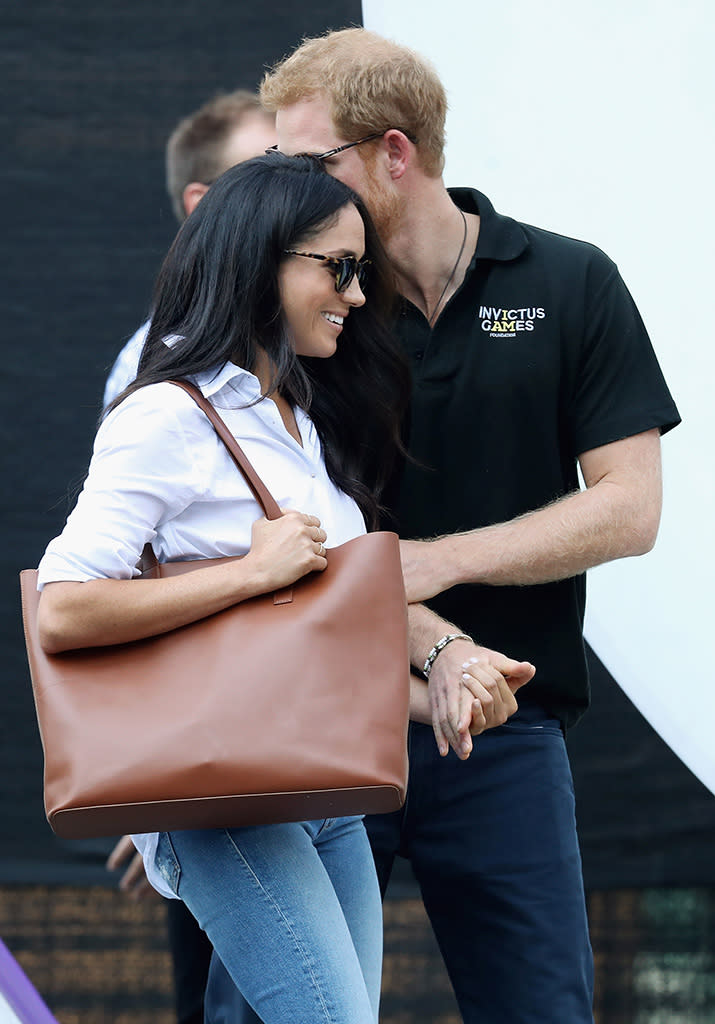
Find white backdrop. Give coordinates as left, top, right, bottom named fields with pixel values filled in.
left=362, top=0, right=715, bottom=792
left=0, top=997, right=20, bottom=1024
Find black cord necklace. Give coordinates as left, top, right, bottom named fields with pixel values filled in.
left=427, top=207, right=468, bottom=327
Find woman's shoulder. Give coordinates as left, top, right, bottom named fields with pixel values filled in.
left=102, top=380, right=214, bottom=438
left=95, top=381, right=224, bottom=483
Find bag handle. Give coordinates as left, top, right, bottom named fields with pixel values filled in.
left=138, top=378, right=291, bottom=593
left=168, top=379, right=283, bottom=521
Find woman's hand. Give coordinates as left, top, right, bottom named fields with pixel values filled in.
left=243, top=510, right=328, bottom=591
left=39, top=510, right=328, bottom=654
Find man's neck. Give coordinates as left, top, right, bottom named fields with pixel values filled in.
left=386, top=179, right=480, bottom=324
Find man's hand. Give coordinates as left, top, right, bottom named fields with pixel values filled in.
left=427, top=638, right=535, bottom=759
left=106, top=834, right=156, bottom=901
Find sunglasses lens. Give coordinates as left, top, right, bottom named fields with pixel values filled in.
left=335, top=258, right=354, bottom=293
left=334, top=258, right=368, bottom=293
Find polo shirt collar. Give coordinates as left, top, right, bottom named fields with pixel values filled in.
left=449, top=187, right=528, bottom=263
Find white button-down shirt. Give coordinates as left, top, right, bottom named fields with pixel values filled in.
left=38, top=361, right=367, bottom=899
left=39, top=361, right=366, bottom=588
left=102, top=319, right=149, bottom=408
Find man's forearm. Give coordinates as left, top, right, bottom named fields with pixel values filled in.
left=408, top=602, right=466, bottom=671
left=437, top=482, right=653, bottom=588
left=401, top=429, right=663, bottom=601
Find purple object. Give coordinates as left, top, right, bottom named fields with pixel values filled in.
left=0, top=938, right=59, bottom=1024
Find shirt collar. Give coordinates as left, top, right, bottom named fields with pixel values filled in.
left=449, top=187, right=528, bottom=263
left=191, top=361, right=263, bottom=404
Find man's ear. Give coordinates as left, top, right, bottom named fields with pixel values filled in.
left=382, top=129, right=412, bottom=180
left=182, top=182, right=210, bottom=217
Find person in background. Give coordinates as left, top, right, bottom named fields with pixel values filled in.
left=103, top=89, right=276, bottom=405
left=104, top=88, right=275, bottom=1024
left=260, top=27, right=681, bottom=1024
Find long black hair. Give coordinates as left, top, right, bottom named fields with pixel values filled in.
left=109, top=151, right=409, bottom=528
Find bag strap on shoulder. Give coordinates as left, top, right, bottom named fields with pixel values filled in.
left=139, top=379, right=286, bottom=578
left=168, top=379, right=283, bottom=521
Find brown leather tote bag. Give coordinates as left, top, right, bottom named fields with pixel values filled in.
left=19, top=381, right=410, bottom=839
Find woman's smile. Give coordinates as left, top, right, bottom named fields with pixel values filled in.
left=279, top=203, right=366, bottom=359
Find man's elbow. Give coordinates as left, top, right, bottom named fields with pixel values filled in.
left=629, top=502, right=662, bottom=556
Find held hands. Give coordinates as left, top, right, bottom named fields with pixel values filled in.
left=427, top=638, right=535, bottom=760
left=245, top=510, right=328, bottom=591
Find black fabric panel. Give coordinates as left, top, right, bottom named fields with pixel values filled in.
left=570, top=646, right=715, bottom=889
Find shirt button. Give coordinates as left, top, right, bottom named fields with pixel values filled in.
left=414, top=350, right=424, bottom=361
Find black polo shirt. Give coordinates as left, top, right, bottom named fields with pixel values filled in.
left=394, top=188, right=680, bottom=728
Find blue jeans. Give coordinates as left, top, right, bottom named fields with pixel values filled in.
left=366, top=707, right=594, bottom=1024
left=154, top=816, right=382, bottom=1024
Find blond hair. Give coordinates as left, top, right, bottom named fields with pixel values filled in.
left=261, top=28, right=447, bottom=177
left=166, top=90, right=272, bottom=221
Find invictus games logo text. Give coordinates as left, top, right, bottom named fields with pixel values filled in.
left=479, top=306, right=546, bottom=337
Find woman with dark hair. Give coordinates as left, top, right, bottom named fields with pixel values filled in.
left=35, top=152, right=409, bottom=1024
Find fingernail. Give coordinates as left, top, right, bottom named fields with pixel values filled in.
left=462, top=673, right=471, bottom=681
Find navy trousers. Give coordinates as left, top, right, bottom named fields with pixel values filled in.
left=365, top=707, right=594, bottom=1024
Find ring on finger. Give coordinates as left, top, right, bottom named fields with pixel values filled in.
left=318, top=542, right=326, bottom=557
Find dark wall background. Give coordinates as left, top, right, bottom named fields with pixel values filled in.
left=2, top=0, right=363, bottom=882
left=2, top=0, right=713, bottom=888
